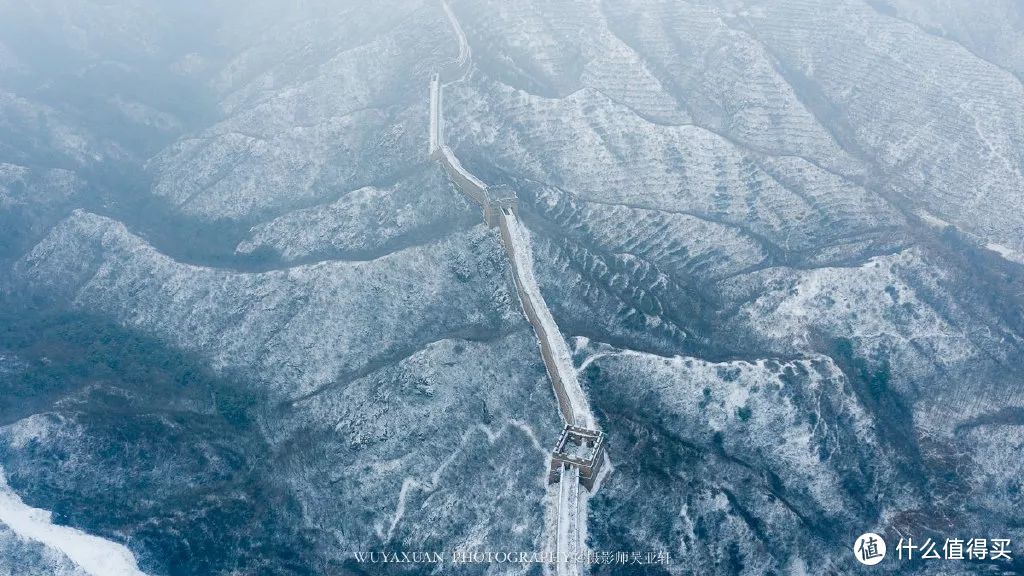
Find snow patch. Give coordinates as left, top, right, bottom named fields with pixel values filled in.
left=0, top=467, right=147, bottom=576
left=916, top=209, right=951, bottom=229
left=440, top=0, right=470, bottom=70
left=986, top=242, right=1024, bottom=265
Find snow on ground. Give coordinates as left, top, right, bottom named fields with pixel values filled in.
left=915, top=209, right=951, bottom=229
left=502, top=212, right=595, bottom=429
left=918, top=210, right=1024, bottom=265
left=556, top=464, right=580, bottom=576
left=986, top=242, right=1024, bottom=265
left=430, top=75, right=441, bottom=153
left=0, top=467, right=147, bottom=576
left=737, top=247, right=983, bottom=386
left=440, top=0, right=470, bottom=70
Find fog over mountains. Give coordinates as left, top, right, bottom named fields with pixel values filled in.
left=1, top=0, right=1023, bottom=574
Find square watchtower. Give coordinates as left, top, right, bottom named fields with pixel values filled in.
left=483, top=184, right=518, bottom=226
left=549, top=425, right=606, bottom=491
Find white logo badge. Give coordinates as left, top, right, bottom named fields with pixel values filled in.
left=854, top=532, right=887, bottom=566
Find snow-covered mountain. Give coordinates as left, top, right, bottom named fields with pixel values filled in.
left=1, top=0, right=1022, bottom=574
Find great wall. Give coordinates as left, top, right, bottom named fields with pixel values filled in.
left=430, top=4, right=608, bottom=573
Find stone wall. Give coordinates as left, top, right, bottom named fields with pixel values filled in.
left=499, top=213, right=576, bottom=425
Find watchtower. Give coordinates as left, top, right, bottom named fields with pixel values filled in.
left=484, top=184, right=518, bottom=226
left=549, top=425, right=606, bottom=491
